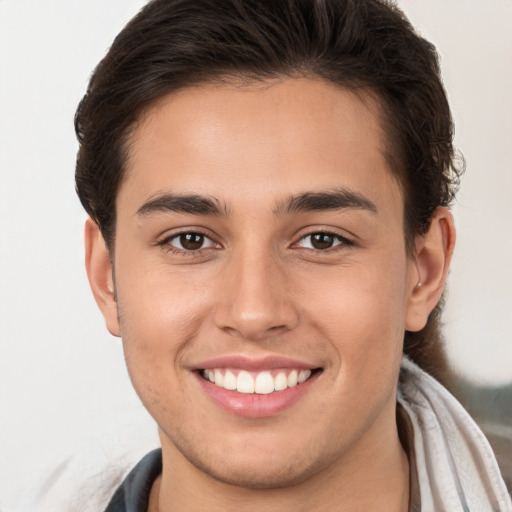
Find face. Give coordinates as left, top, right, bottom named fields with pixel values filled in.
left=97, top=79, right=424, bottom=488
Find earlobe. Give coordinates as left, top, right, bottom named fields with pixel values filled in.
left=84, top=218, right=121, bottom=337
left=405, top=207, right=456, bottom=332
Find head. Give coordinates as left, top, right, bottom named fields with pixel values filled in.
left=76, top=0, right=461, bottom=380
left=77, top=0, right=460, bottom=496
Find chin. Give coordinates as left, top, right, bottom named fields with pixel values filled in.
left=192, top=455, right=326, bottom=490
left=169, top=430, right=336, bottom=490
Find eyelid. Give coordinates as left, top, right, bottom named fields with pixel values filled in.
left=157, top=228, right=221, bottom=254
left=169, top=233, right=217, bottom=250
left=293, top=229, right=356, bottom=250
left=155, top=226, right=355, bottom=254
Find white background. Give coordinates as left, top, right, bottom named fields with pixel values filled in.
left=1, top=0, right=511, bottom=503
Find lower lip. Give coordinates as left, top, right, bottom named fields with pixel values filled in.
left=196, top=371, right=320, bottom=418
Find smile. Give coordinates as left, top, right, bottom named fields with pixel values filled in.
left=200, top=368, right=313, bottom=394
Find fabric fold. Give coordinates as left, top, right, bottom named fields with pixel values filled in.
left=398, top=357, right=512, bottom=511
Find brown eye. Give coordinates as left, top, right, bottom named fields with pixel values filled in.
left=179, top=233, right=205, bottom=250
left=166, top=232, right=217, bottom=252
left=296, top=232, right=349, bottom=251
left=310, top=233, right=335, bottom=249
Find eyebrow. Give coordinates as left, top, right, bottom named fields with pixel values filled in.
left=137, top=193, right=228, bottom=217
left=136, top=188, right=377, bottom=218
left=274, top=188, right=377, bottom=216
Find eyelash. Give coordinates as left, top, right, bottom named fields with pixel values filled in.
left=295, top=231, right=355, bottom=252
left=158, top=229, right=355, bottom=256
left=158, top=230, right=219, bottom=256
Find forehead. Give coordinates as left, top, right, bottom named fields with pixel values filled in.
left=121, top=78, right=401, bottom=216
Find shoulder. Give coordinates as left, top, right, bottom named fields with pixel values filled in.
left=398, top=357, right=512, bottom=511
left=5, top=446, right=157, bottom=512
left=104, top=449, right=162, bottom=512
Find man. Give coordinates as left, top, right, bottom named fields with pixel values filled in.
left=34, top=0, right=512, bottom=510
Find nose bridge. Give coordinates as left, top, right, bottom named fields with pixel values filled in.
left=215, top=240, right=297, bottom=339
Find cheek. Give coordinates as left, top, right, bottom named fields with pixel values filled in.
left=302, top=254, right=409, bottom=365
left=116, top=260, right=210, bottom=336
left=114, top=264, right=213, bottom=389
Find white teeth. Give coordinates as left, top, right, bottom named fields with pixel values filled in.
left=223, top=370, right=237, bottom=390
left=237, top=371, right=255, bottom=394
left=214, top=369, right=224, bottom=387
left=203, top=368, right=314, bottom=394
left=274, top=372, right=288, bottom=391
left=287, top=370, right=298, bottom=387
left=254, top=372, right=274, bottom=394
left=298, top=369, right=311, bottom=384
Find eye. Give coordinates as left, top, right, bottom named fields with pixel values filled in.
left=166, top=232, right=217, bottom=252
left=296, top=232, right=349, bottom=250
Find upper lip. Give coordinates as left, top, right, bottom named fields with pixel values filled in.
left=191, top=355, right=321, bottom=371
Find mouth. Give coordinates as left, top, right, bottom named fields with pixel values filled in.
left=193, top=355, right=323, bottom=417
left=199, top=367, right=320, bottom=395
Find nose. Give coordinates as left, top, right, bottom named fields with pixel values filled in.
left=214, top=247, right=299, bottom=341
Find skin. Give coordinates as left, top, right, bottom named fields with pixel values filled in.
left=86, top=78, right=455, bottom=511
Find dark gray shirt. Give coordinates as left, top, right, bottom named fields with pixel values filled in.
left=104, top=449, right=162, bottom=512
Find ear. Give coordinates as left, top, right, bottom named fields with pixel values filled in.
left=84, top=217, right=120, bottom=337
left=405, top=207, right=456, bottom=332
